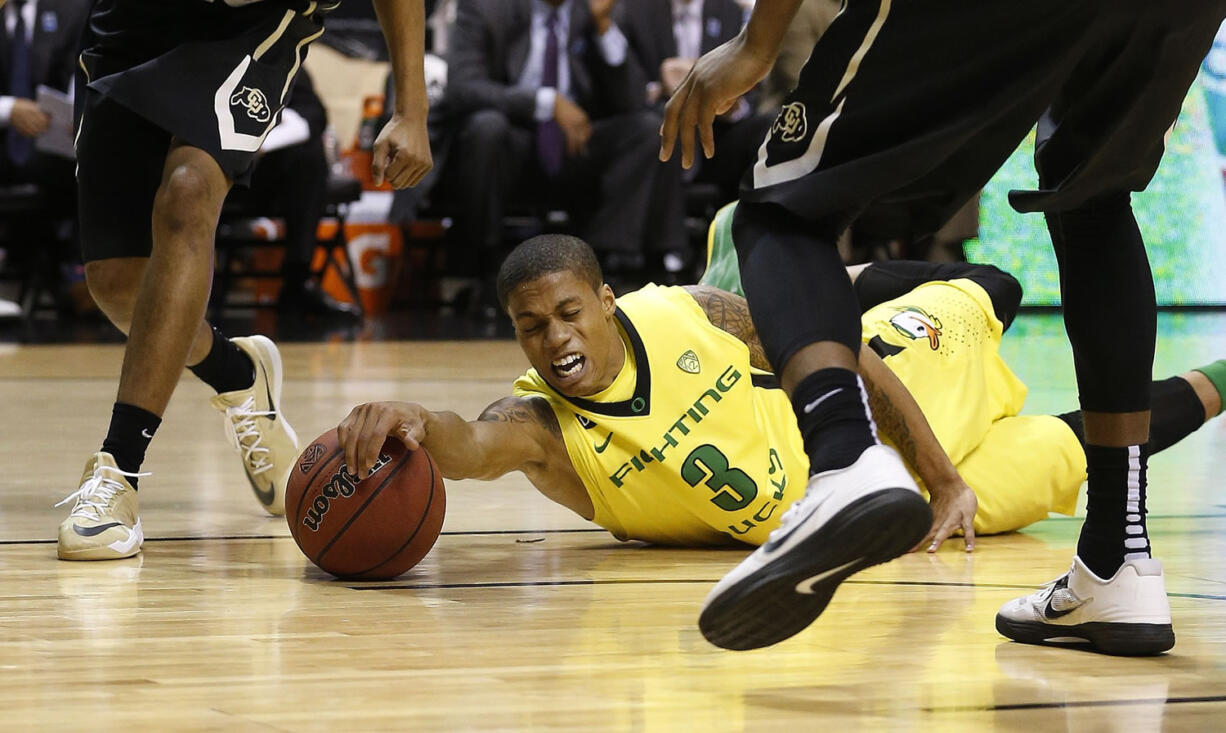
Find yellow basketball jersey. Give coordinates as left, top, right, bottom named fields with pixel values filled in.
left=513, top=284, right=808, bottom=547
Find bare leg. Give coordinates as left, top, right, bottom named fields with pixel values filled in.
left=107, top=143, right=231, bottom=415
left=1081, top=411, right=1149, bottom=447
left=779, top=342, right=858, bottom=395
left=85, top=257, right=216, bottom=367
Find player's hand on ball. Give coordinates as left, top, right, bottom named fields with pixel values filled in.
left=659, top=35, right=772, bottom=169
left=338, top=401, right=428, bottom=478
left=371, top=113, right=433, bottom=189
left=916, top=479, right=978, bottom=553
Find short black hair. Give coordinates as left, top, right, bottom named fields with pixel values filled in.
left=496, top=234, right=604, bottom=311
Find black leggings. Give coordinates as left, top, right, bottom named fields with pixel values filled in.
left=1047, top=192, right=1155, bottom=413
left=731, top=201, right=864, bottom=368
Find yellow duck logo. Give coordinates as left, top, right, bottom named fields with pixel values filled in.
left=889, top=307, right=943, bottom=350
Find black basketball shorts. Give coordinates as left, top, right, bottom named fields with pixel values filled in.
left=74, top=0, right=327, bottom=262
left=742, top=0, right=1226, bottom=235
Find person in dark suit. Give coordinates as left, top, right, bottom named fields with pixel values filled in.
left=440, top=0, right=685, bottom=286
left=0, top=0, right=90, bottom=317
left=0, top=0, right=87, bottom=190
left=620, top=0, right=773, bottom=204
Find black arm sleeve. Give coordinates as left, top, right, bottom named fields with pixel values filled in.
left=853, top=261, right=1024, bottom=331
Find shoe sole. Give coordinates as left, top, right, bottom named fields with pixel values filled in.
left=57, top=521, right=143, bottom=561
left=699, top=488, right=931, bottom=651
left=994, top=614, right=1175, bottom=656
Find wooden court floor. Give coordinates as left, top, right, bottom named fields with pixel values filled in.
left=1, top=312, right=1225, bottom=731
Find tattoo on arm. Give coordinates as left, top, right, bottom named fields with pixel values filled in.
left=862, top=377, right=919, bottom=469
left=684, top=286, right=772, bottom=371
left=478, top=396, right=562, bottom=441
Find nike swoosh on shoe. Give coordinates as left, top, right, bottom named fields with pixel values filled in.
left=1043, top=593, right=1085, bottom=619
left=795, top=558, right=863, bottom=595
left=263, top=375, right=278, bottom=422
left=73, top=522, right=123, bottom=537
left=245, top=471, right=277, bottom=507
left=762, top=492, right=828, bottom=553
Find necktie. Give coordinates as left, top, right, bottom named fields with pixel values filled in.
left=8, top=0, right=33, bottom=167
left=675, top=3, right=700, bottom=60
left=536, top=9, right=565, bottom=178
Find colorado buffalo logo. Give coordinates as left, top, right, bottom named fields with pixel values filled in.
left=772, top=102, right=808, bottom=143
left=230, top=86, right=272, bottom=123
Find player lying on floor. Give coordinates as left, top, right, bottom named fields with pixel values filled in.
left=337, top=232, right=1226, bottom=552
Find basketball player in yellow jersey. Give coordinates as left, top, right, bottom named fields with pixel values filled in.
left=338, top=233, right=1226, bottom=554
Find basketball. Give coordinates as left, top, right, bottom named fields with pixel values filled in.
left=285, top=428, right=446, bottom=580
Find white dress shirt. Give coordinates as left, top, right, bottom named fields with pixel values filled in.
left=517, top=0, right=629, bottom=121
left=0, top=0, right=39, bottom=126
left=672, top=0, right=704, bottom=60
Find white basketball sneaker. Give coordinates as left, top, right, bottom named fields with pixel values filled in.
left=996, top=556, right=1174, bottom=656
left=56, top=452, right=144, bottom=561
left=211, top=335, right=298, bottom=516
left=698, top=444, right=932, bottom=650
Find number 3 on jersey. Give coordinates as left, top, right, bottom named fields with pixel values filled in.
left=681, top=444, right=758, bottom=511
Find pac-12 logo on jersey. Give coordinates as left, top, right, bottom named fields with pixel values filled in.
left=889, top=306, right=943, bottom=350
left=772, top=102, right=808, bottom=143
left=230, top=86, right=272, bottom=123
left=676, top=350, right=701, bottom=374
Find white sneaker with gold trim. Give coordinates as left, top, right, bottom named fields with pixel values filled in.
left=211, top=335, right=299, bottom=516
left=56, top=452, right=144, bottom=561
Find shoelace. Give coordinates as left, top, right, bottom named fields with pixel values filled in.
left=54, top=464, right=149, bottom=520
left=222, top=396, right=275, bottom=475
left=1028, top=571, right=1073, bottom=607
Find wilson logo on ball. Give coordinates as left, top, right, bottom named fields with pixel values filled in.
left=299, top=443, right=327, bottom=473
left=302, top=453, right=393, bottom=532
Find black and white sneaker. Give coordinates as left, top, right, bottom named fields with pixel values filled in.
left=698, top=444, right=931, bottom=650
left=996, top=556, right=1174, bottom=656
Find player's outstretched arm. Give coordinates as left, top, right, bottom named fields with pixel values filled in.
left=337, top=397, right=558, bottom=482
left=371, top=0, right=433, bottom=188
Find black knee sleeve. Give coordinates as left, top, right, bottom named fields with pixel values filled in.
left=732, top=201, right=862, bottom=367
left=1046, top=193, right=1155, bottom=413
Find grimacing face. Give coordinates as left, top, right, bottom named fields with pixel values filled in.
left=505, top=270, right=624, bottom=397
